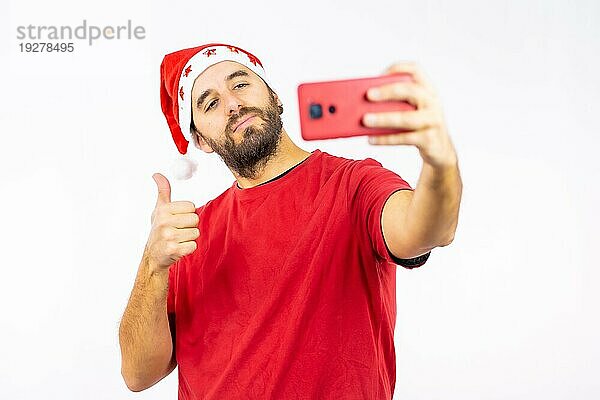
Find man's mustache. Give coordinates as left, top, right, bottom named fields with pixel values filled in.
left=228, top=108, right=263, bottom=133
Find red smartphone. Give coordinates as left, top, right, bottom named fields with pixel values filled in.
left=297, top=72, right=416, bottom=141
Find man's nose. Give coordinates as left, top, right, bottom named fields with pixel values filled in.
left=225, top=95, right=244, bottom=115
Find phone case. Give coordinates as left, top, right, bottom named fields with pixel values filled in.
left=297, top=72, right=416, bottom=141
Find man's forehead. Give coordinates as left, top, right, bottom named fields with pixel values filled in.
left=192, top=61, right=255, bottom=94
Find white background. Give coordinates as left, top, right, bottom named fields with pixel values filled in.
left=1, top=0, right=599, bottom=398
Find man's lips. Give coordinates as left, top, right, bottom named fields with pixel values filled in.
left=234, top=115, right=257, bottom=132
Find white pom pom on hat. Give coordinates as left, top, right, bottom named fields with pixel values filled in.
left=159, top=43, right=271, bottom=180
left=170, top=154, right=198, bottom=180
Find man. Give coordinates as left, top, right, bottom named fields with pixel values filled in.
left=119, top=43, right=462, bottom=399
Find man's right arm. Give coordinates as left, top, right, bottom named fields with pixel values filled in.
left=118, top=172, right=200, bottom=391
left=118, top=253, right=176, bottom=392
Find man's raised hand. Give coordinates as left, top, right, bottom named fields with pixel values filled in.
left=144, top=173, right=200, bottom=273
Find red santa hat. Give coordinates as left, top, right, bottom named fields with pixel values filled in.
left=159, top=43, right=270, bottom=179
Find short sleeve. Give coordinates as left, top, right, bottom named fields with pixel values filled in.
left=167, top=259, right=180, bottom=314
left=348, top=157, right=430, bottom=268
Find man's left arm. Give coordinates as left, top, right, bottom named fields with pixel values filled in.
left=362, top=62, right=463, bottom=259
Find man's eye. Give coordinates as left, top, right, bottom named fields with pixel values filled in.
left=206, top=100, right=217, bottom=111
left=205, top=84, right=248, bottom=112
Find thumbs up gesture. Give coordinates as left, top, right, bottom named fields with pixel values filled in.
left=144, top=173, right=200, bottom=273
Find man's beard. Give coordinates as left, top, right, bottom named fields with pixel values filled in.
left=198, top=92, right=283, bottom=180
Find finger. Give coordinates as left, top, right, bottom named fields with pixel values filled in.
left=173, top=227, right=201, bottom=243
left=367, top=81, right=434, bottom=108
left=168, top=212, right=200, bottom=229
left=165, top=200, right=197, bottom=215
left=382, top=61, right=435, bottom=92
left=176, top=240, right=197, bottom=257
left=368, top=129, right=428, bottom=146
left=362, top=109, right=436, bottom=131
left=153, top=173, right=171, bottom=206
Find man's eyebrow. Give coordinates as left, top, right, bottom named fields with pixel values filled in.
left=196, top=70, right=250, bottom=109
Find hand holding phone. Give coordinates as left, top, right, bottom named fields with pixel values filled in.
left=297, top=72, right=416, bottom=141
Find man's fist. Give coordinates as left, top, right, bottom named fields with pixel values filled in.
left=144, top=173, right=200, bottom=273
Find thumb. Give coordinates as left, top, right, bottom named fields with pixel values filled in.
left=152, top=172, right=171, bottom=206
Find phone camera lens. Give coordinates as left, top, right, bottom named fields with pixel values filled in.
left=309, top=103, right=323, bottom=119
left=328, top=105, right=336, bottom=114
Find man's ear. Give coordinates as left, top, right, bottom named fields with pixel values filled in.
left=192, top=131, right=214, bottom=154
left=270, top=90, right=282, bottom=107
left=272, top=93, right=284, bottom=114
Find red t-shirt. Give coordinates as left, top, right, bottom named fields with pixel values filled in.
left=167, top=149, right=430, bottom=399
